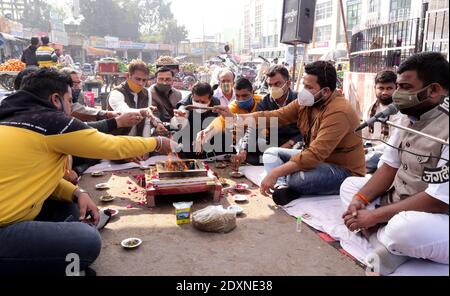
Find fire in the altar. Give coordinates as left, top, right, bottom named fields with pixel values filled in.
left=155, top=159, right=208, bottom=179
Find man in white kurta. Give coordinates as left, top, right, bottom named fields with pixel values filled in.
left=340, top=52, right=449, bottom=275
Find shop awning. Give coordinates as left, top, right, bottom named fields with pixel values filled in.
left=84, top=45, right=115, bottom=56
left=0, top=33, right=28, bottom=46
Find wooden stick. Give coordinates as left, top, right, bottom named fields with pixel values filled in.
left=295, top=44, right=309, bottom=92
left=185, top=105, right=215, bottom=111
left=339, top=0, right=351, bottom=58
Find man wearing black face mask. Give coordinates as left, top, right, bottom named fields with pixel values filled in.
left=150, top=66, right=182, bottom=123
left=363, top=71, right=403, bottom=173
left=60, top=68, right=144, bottom=175
left=60, top=68, right=118, bottom=122
left=340, top=52, right=449, bottom=275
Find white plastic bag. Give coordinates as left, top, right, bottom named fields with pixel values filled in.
left=192, top=206, right=237, bottom=233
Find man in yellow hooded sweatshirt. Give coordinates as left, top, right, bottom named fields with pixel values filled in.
left=0, top=68, right=177, bottom=276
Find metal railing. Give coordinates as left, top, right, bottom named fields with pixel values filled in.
left=349, top=18, right=421, bottom=73
left=423, top=8, right=449, bottom=55
left=350, top=7, right=449, bottom=73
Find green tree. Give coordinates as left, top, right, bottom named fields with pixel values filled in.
left=135, top=0, right=174, bottom=36
left=116, top=1, right=141, bottom=40
left=140, top=32, right=163, bottom=43
left=79, top=0, right=139, bottom=40
left=136, top=0, right=188, bottom=47
left=77, top=0, right=187, bottom=45
left=20, top=0, right=52, bottom=31
left=160, top=19, right=188, bottom=54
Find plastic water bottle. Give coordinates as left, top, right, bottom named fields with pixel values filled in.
left=296, top=216, right=303, bottom=233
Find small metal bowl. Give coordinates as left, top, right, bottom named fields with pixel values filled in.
left=229, top=171, right=245, bottom=178
left=233, top=183, right=249, bottom=192
left=121, top=238, right=142, bottom=249
left=91, top=171, right=105, bottom=177
left=228, top=205, right=244, bottom=215
left=95, top=183, right=110, bottom=190
left=233, top=195, right=249, bottom=203
left=99, top=195, right=116, bottom=202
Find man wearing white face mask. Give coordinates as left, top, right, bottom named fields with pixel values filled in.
left=230, top=61, right=365, bottom=205
left=214, top=69, right=236, bottom=106
left=233, top=65, right=302, bottom=166
left=174, top=82, right=221, bottom=158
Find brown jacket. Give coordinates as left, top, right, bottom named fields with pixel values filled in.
left=253, top=90, right=366, bottom=176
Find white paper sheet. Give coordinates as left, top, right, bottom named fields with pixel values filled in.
left=241, top=165, right=449, bottom=276
left=241, top=165, right=266, bottom=186
left=84, top=155, right=169, bottom=174
left=283, top=196, right=449, bottom=276
left=84, top=154, right=236, bottom=174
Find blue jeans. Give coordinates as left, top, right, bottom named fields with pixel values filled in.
left=0, top=199, right=101, bottom=276
left=366, top=152, right=383, bottom=173
left=263, top=147, right=352, bottom=195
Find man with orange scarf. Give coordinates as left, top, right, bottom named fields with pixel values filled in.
left=108, top=59, right=167, bottom=139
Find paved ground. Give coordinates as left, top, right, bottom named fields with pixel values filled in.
left=80, top=166, right=365, bottom=276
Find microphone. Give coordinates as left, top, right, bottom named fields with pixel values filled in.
left=355, top=104, right=399, bottom=132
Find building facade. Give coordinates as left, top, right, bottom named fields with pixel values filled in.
left=308, top=0, right=347, bottom=61
left=178, top=39, right=226, bottom=65
left=347, top=0, right=448, bottom=73
left=344, top=0, right=449, bottom=118
left=0, top=0, right=25, bottom=22
left=241, top=0, right=347, bottom=62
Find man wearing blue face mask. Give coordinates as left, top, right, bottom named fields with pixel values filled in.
left=219, top=61, right=365, bottom=205
left=232, top=65, right=302, bottom=167
left=340, top=52, right=449, bottom=275
left=195, top=78, right=261, bottom=154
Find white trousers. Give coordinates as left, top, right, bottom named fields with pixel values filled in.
left=340, top=177, right=449, bottom=264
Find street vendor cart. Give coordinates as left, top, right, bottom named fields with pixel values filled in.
left=0, top=71, right=18, bottom=91
left=95, top=58, right=127, bottom=93
left=95, top=58, right=128, bottom=109
left=0, top=59, right=25, bottom=91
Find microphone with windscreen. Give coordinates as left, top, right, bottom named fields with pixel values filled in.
left=355, top=104, right=399, bottom=132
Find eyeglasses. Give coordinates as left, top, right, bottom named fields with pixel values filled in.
left=133, top=77, right=148, bottom=83
left=157, top=77, right=173, bottom=83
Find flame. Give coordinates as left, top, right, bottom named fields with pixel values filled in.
left=166, top=153, right=189, bottom=172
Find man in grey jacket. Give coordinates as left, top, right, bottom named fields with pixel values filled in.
left=150, top=66, right=182, bottom=123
